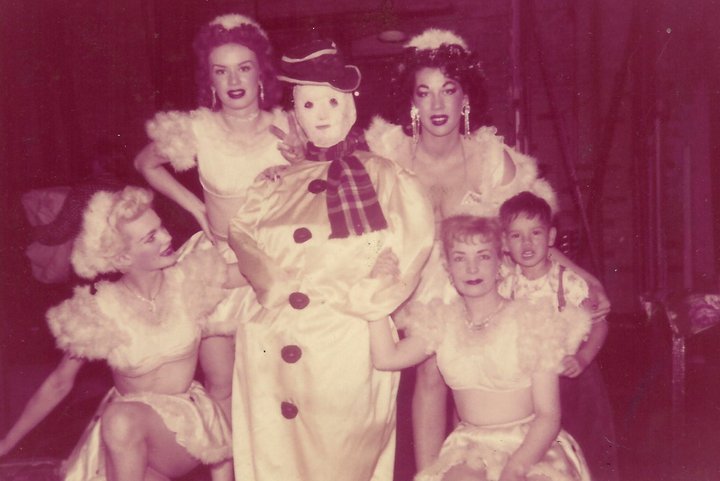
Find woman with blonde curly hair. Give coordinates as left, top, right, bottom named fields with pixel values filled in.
left=0, top=186, right=245, bottom=481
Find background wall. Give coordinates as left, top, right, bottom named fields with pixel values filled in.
left=2, top=0, right=717, bottom=314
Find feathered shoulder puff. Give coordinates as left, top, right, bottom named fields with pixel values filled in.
left=47, top=283, right=130, bottom=361
left=513, top=299, right=591, bottom=374
left=145, top=110, right=198, bottom=172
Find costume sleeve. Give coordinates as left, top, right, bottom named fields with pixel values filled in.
left=145, top=110, right=198, bottom=172
left=332, top=158, right=435, bottom=321
left=515, top=299, right=591, bottom=374
left=176, top=248, right=228, bottom=323
left=228, top=182, right=301, bottom=309
left=46, top=285, right=128, bottom=361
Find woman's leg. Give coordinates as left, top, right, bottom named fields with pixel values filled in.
left=101, top=401, right=199, bottom=481
left=199, top=335, right=235, bottom=422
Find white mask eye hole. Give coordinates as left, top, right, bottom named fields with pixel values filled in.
left=329, top=98, right=339, bottom=107
left=304, top=101, right=314, bottom=109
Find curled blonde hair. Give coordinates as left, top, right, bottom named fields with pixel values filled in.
left=71, top=186, right=154, bottom=279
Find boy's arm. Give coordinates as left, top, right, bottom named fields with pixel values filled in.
left=549, top=247, right=610, bottom=319
left=0, top=354, right=84, bottom=456
left=576, top=318, right=609, bottom=368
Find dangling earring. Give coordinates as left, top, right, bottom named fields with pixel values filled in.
left=259, top=81, right=265, bottom=105
left=462, top=99, right=471, bottom=139
left=410, top=105, right=420, bottom=144
left=211, top=87, right=218, bottom=110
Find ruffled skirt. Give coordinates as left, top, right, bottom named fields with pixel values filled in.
left=62, top=381, right=231, bottom=481
left=416, top=417, right=590, bottom=481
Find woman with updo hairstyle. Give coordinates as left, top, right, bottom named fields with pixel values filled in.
left=392, top=35, right=489, bottom=137
left=135, top=13, right=290, bottom=424
left=192, top=16, right=282, bottom=111
left=365, top=28, right=611, bottom=470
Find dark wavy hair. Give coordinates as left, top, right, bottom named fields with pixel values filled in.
left=192, top=15, right=281, bottom=111
left=498, top=191, right=553, bottom=230
left=393, top=41, right=489, bottom=136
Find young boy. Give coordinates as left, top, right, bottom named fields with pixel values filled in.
left=498, top=191, right=619, bottom=481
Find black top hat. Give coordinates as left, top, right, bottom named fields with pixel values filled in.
left=278, top=39, right=361, bottom=92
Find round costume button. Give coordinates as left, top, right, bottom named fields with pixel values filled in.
left=293, top=227, right=312, bottom=244
left=281, top=345, right=302, bottom=363
left=289, top=292, right=310, bottom=309
left=281, top=401, right=298, bottom=419
left=308, top=179, right=327, bottom=193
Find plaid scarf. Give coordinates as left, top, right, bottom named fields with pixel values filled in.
left=305, top=130, right=388, bottom=239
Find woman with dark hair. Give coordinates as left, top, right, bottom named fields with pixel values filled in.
left=134, top=14, right=289, bottom=422
left=365, top=28, right=610, bottom=470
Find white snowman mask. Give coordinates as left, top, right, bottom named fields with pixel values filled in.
left=293, top=85, right=357, bottom=148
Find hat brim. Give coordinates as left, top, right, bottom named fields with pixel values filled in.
left=278, top=65, right=361, bottom=92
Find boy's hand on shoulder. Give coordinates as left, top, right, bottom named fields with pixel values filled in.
left=586, top=283, right=611, bottom=319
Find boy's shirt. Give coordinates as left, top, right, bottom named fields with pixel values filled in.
left=499, top=259, right=589, bottom=311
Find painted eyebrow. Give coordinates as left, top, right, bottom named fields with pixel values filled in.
left=141, top=229, right=158, bottom=242
left=211, top=59, right=255, bottom=68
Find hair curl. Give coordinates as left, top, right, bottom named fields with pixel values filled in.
left=392, top=41, right=489, bottom=136
left=71, top=186, right=154, bottom=279
left=192, top=15, right=281, bottom=110
left=441, top=215, right=502, bottom=258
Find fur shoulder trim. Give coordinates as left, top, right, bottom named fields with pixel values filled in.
left=365, top=116, right=413, bottom=169
left=146, top=110, right=198, bottom=172
left=512, top=299, right=591, bottom=374
left=47, top=283, right=129, bottom=361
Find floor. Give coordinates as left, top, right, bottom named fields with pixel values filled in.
left=1, top=240, right=719, bottom=480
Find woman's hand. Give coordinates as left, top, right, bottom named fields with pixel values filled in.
left=192, top=203, right=215, bottom=245
left=255, top=165, right=290, bottom=183
left=271, top=112, right=306, bottom=164
left=370, top=248, right=400, bottom=280
left=499, top=459, right=528, bottom=481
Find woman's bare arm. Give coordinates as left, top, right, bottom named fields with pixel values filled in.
left=0, top=354, right=84, bottom=456
left=134, top=143, right=213, bottom=242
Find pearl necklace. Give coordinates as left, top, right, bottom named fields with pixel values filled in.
left=465, top=300, right=506, bottom=331
left=121, top=278, right=161, bottom=312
